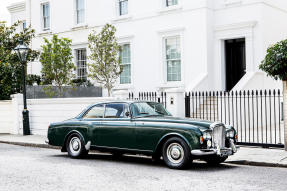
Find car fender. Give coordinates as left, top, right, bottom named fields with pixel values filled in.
left=155, top=132, right=193, bottom=154
left=62, top=130, right=87, bottom=152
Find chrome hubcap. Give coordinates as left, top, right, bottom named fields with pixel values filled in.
left=167, top=143, right=184, bottom=164
left=72, top=140, right=79, bottom=150
left=69, top=137, right=81, bottom=155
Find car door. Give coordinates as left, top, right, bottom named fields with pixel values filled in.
left=131, top=102, right=168, bottom=152
left=135, top=119, right=166, bottom=152
left=81, top=104, right=105, bottom=145
left=95, top=103, right=137, bottom=150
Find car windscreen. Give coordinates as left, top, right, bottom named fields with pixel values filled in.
left=131, top=102, right=171, bottom=118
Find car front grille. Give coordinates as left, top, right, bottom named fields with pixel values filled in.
left=212, top=124, right=226, bottom=148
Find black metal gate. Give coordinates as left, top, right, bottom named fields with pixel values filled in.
left=129, top=92, right=167, bottom=108
left=185, top=90, right=284, bottom=148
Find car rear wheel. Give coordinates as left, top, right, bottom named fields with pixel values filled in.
left=162, top=137, right=191, bottom=169
left=66, top=133, right=88, bottom=158
left=204, top=156, right=227, bottom=166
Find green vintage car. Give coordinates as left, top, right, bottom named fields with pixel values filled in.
left=46, top=101, right=238, bottom=169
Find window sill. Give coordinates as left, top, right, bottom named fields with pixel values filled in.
left=223, top=0, right=242, bottom=7
left=38, top=30, right=52, bottom=36
left=112, top=14, right=133, bottom=23
left=158, top=81, right=184, bottom=90
left=158, top=5, right=182, bottom=14
left=71, top=24, right=88, bottom=31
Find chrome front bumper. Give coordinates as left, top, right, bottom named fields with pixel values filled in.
left=191, top=140, right=239, bottom=157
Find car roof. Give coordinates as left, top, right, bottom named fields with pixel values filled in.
left=75, top=100, right=164, bottom=119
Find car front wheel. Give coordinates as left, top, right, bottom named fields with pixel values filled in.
left=66, top=133, right=88, bottom=158
left=162, top=137, right=192, bottom=169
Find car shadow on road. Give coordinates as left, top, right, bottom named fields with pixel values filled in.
left=50, top=152, right=238, bottom=171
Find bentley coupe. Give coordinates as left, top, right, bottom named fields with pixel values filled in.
left=46, top=101, right=238, bottom=169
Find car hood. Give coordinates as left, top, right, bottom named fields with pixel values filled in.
left=134, top=116, right=215, bottom=131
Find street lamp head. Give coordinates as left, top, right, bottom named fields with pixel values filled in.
left=14, top=40, right=29, bottom=63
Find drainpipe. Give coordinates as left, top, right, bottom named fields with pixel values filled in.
left=26, top=0, right=31, bottom=26
left=26, top=0, right=33, bottom=74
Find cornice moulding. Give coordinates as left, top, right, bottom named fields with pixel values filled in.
left=7, top=1, right=26, bottom=13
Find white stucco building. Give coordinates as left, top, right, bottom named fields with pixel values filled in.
left=7, top=0, right=287, bottom=95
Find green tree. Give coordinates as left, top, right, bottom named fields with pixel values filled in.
left=0, top=21, right=39, bottom=100
left=40, top=34, right=75, bottom=95
left=88, top=24, right=122, bottom=96
left=259, top=39, right=287, bottom=150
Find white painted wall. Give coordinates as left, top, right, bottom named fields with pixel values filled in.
left=0, top=101, right=13, bottom=134
left=10, top=94, right=118, bottom=135
left=2, top=92, right=183, bottom=135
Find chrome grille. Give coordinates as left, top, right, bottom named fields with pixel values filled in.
left=212, top=124, right=225, bottom=148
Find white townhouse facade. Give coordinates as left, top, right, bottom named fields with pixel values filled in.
left=7, top=0, right=287, bottom=96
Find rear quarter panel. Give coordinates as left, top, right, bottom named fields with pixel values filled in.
left=48, top=121, right=90, bottom=147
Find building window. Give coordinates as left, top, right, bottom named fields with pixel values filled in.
left=22, top=20, right=26, bottom=30
left=119, top=0, right=128, bottom=16
left=166, top=0, right=178, bottom=7
left=165, top=36, right=181, bottom=81
left=75, top=49, right=87, bottom=79
left=42, top=3, right=50, bottom=30
left=76, top=0, right=85, bottom=24
left=120, top=44, right=131, bottom=84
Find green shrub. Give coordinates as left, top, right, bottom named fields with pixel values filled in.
left=260, top=39, right=287, bottom=81
left=27, top=74, right=41, bottom=85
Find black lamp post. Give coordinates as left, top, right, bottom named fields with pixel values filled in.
left=14, top=41, right=31, bottom=135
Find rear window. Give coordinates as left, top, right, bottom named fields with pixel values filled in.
left=83, top=104, right=105, bottom=118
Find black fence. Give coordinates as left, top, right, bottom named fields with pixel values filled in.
left=185, top=90, right=284, bottom=148
left=128, top=92, right=167, bottom=108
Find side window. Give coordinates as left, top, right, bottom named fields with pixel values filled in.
left=166, top=0, right=178, bottom=7
left=104, top=103, right=127, bottom=118
left=83, top=104, right=104, bottom=118
left=41, top=3, right=50, bottom=30
left=118, top=0, right=128, bottom=16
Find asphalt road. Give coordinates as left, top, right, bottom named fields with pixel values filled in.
left=0, top=143, right=286, bottom=191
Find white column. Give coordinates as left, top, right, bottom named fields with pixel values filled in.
left=165, top=88, right=185, bottom=118
left=11, top=94, right=23, bottom=135
left=283, top=81, right=287, bottom=151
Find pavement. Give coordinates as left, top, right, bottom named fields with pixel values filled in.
left=0, top=133, right=287, bottom=168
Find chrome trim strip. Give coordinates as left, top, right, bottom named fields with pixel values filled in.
left=91, top=145, right=153, bottom=153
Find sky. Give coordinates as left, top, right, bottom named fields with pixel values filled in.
left=0, top=0, right=23, bottom=25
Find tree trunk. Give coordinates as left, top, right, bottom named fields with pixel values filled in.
left=283, top=80, right=287, bottom=151
left=107, top=87, right=111, bottom=97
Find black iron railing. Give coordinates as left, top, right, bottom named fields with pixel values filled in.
left=185, top=90, right=284, bottom=148
left=128, top=92, right=167, bottom=108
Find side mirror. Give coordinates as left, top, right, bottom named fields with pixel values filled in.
left=125, top=111, right=130, bottom=117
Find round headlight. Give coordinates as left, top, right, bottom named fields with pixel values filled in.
left=207, top=140, right=212, bottom=148
left=227, top=130, right=235, bottom=138
left=203, top=131, right=212, bottom=140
